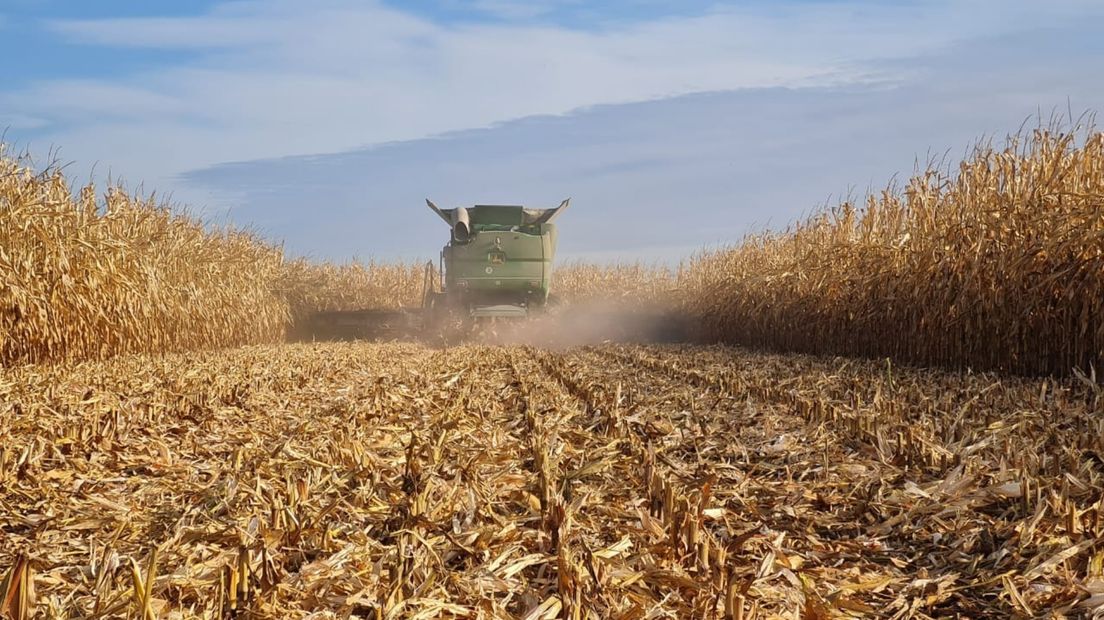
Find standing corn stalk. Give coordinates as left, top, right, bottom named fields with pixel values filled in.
left=684, top=124, right=1104, bottom=376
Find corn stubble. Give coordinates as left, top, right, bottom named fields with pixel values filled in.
left=3, top=342, right=1104, bottom=618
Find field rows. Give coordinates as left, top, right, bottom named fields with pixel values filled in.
left=2, top=343, right=1103, bottom=618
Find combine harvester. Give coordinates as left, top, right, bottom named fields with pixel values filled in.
left=304, top=198, right=570, bottom=340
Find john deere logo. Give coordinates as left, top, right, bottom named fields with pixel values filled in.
left=489, top=251, right=506, bottom=265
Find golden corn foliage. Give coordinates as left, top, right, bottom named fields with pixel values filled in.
left=553, top=261, right=677, bottom=306
left=0, top=152, right=288, bottom=366
left=278, top=259, right=428, bottom=323
left=685, top=127, right=1104, bottom=375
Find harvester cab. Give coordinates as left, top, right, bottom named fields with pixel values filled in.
left=426, top=198, right=569, bottom=320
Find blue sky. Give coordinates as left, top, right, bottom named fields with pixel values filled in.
left=3, top=1, right=1103, bottom=261
left=0, top=1, right=215, bottom=87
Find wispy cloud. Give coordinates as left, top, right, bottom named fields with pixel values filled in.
left=182, top=25, right=1104, bottom=261
left=0, top=113, right=48, bottom=131
left=12, top=0, right=1088, bottom=185
left=465, top=0, right=575, bottom=21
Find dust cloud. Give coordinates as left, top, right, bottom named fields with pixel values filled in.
left=469, top=302, right=690, bottom=349
left=291, top=303, right=692, bottom=348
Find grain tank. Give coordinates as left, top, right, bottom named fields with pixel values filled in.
left=426, top=199, right=569, bottom=319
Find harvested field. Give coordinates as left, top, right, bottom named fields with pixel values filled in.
left=3, top=342, right=1103, bottom=618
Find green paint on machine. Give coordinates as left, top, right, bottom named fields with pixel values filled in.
left=426, top=199, right=570, bottom=319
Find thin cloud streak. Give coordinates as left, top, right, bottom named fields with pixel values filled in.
left=181, top=25, right=1104, bottom=263
left=12, top=0, right=1089, bottom=187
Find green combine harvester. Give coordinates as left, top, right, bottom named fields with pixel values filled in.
left=299, top=198, right=569, bottom=340
left=425, top=198, right=569, bottom=320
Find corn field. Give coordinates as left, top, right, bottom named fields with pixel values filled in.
left=683, top=126, right=1104, bottom=375
left=0, top=149, right=662, bottom=367
left=553, top=262, right=676, bottom=306
left=279, top=259, right=429, bottom=324
left=0, top=153, right=288, bottom=366
left=5, top=122, right=1104, bottom=617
